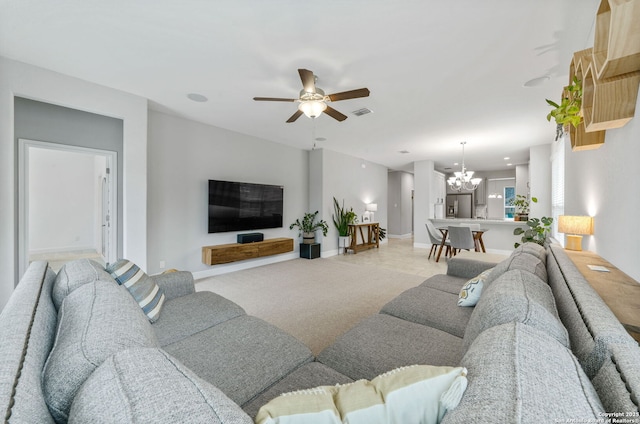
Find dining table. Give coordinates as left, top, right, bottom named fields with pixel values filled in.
left=436, top=226, right=489, bottom=262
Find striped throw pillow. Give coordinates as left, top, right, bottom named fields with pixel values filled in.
left=255, top=365, right=468, bottom=424
left=107, top=259, right=165, bottom=322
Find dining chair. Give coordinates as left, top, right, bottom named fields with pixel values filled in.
left=447, top=225, right=475, bottom=256
left=425, top=221, right=450, bottom=259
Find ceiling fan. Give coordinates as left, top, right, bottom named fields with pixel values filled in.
left=253, top=68, right=370, bottom=123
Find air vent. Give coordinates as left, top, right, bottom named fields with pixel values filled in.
left=398, top=150, right=410, bottom=154
left=352, top=108, right=373, bottom=116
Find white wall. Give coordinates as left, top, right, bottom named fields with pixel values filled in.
left=310, top=149, right=388, bottom=255
left=413, top=160, right=435, bottom=248
left=147, top=110, right=308, bottom=277
left=564, top=88, right=640, bottom=281
left=28, top=148, right=97, bottom=253
left=387, top=171, right=414, bottom=238
left=529, top=144, right=551, bottom=218
left=0, top=57, right=148, bottom=310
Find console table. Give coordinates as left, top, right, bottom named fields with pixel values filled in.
left=347, top=222, right=380, bottom=254
left=566, top=250, right=640, bottom=342
left=202, top=238, right=293, bottom=265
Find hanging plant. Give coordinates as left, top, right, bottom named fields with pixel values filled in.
left=546, top=76, right=582, bottom=139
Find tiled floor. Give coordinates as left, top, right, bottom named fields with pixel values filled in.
left=330, top=237, right=448, bottom=278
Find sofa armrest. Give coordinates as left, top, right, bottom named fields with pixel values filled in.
left=152, top=271, right=195, bottom=300
left=446, top=258, right=496, bottom=279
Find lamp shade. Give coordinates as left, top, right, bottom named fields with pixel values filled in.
left=558, top=215, right=594, bottom=235
left=366, top=203, right=378, bottom=212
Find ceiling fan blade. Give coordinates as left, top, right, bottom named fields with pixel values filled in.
left=253, top=97, right=297, bottom=102
left=298, top=69, right=316, bottom=94
left=286, top=109, right=304, bottom=123
left=324, top=105, right=347, bottom=122
left=327, top=88, right=370, bottom=102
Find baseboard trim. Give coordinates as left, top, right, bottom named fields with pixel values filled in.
left=388, top=233, right=413, bottom=240
left=193, top=252, right=298, bottom=280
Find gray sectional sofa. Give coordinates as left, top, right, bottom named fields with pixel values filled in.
left=1, top=242, right=639, bottom=423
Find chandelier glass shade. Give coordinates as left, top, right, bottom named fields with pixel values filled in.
left=447, top=142, right=482, bottom=192
left=298, top=100, right=327, bottom=118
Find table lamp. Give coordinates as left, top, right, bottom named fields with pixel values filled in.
left=558, top=215, right=594, bottom=251
left=366, top=203, right=378, bottom=222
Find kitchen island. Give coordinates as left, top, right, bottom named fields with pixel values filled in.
left=430, top=218, right=527, bottom=255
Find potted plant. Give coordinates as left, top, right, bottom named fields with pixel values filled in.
left=546, top=76, right=582, bottom=140
left=289, top=211, right=328, bottom=244
left=332, top=197, right=357, bottom=253
left=509, top=194, right=536, bottom=221
left=513, top=215, right=554, bottom=248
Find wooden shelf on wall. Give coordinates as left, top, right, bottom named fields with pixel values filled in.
left=583, top=65, right=640, bottom=132
left=202, top=237, right=293, bottom=265
left=568, top=48, right=606, bottom=151
left=592, top=0, right=640, bottom=80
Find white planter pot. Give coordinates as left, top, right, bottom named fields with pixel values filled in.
left=339, top=236, right=350, bottom=254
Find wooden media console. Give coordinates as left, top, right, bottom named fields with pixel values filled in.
left=202, top=237, right=293, bottom=265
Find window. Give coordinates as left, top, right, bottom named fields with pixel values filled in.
left=504, top=186, right=515, bottom=218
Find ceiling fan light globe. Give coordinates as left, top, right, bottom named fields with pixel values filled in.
left=299, top=100, right=327, bottom=118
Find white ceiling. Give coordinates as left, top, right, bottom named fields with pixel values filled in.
left=0, top=0, right=599, bottom=173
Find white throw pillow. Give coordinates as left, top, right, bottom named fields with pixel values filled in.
left=458, top=268, right=493, bottom=307
left=255, top=365, right=468, bottom=424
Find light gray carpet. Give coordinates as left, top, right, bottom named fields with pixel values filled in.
left=195, top=258, right=428, bottom=355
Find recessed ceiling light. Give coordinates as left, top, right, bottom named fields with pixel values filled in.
left=507, top=163, right=513, bottom=166
left=523, top=76, right=550, bottom=87
left=504, top=157, right=510, bottom=160
left=454, top=162, right=459, bottom=166
left=187, top=93, right=208, bottom=102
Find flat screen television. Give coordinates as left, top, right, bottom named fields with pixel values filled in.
left=208, top=180, right=283, bottom=233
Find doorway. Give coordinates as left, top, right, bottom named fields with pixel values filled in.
left=18, top=139, right=117, bottom=273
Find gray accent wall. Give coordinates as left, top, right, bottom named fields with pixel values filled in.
left=147, top=110, right=309, bottom=276
left=14, top=97, right=124, bottom=257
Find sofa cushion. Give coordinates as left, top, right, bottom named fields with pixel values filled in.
left=462, top=269, right=568, bottom=351
left=152, top=291, right=246, bottom=346
left=107, top=259, right=166, bottom=322
left=547, top=245, right=638, bottom=378
left=163, top=315, right=313, bottom=406
left=0, top=262, right=58, bottom=424
left=68, top=347, right=253, bottom=424
left=457, top=268, right=493, bottom=307
left=513, top=242, right=547, bottom=263
left=592, top=343, right=640, bottom=415
left=242, top=362, right=354, bottom=419
left=442, top=322, right=604, bottom=424
left=52, top=259, right=115, bottom=309
left=380, top=286, right=472, bottom=338
left=43, top=282, right=159, bottom=423
left=317, top=314, right=463, bottom=381
left=255, top=365, right=468, bottom=424
left=419, top=274, right=468, bottom=295
left=485, top=250, right=547, bottom=287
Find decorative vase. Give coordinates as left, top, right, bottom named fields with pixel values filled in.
left=302, top=232, right=315, bottom=244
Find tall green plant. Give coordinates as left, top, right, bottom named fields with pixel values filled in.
left=332, top=197, right=357, bottom=236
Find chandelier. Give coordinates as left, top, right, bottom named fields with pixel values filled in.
left=447, top=141, right=482, bottom=192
